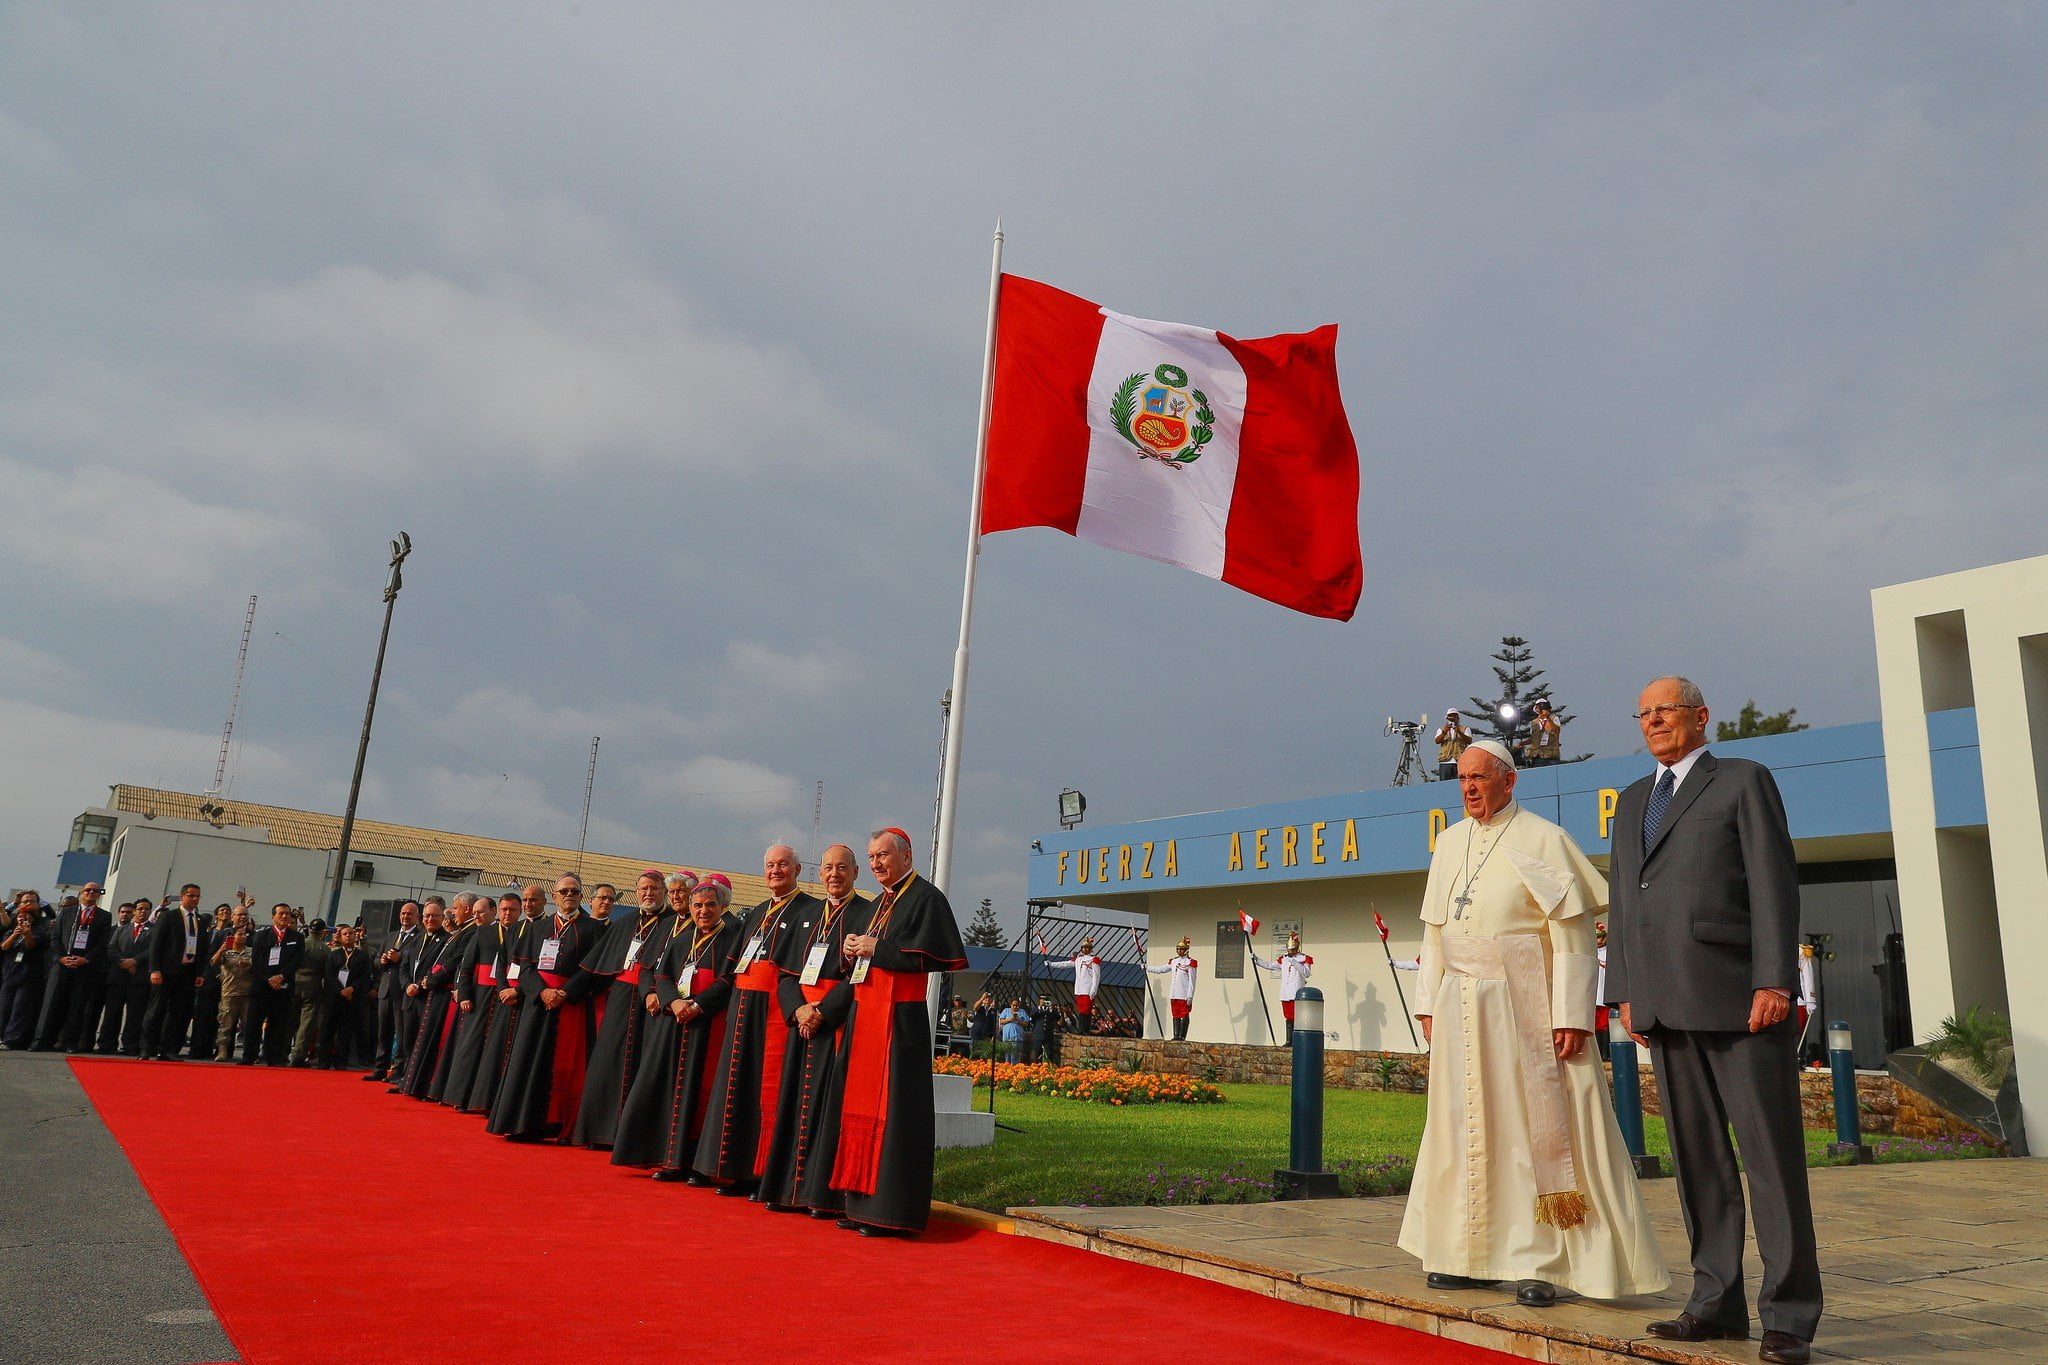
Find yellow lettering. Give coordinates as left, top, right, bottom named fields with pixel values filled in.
left=1598, top=788, right=1619, bottom=841
left=1281, top=825, right=1299, bottom=866
left=1254, top=828, right=1270, bottom=870
left=1140, top=842, right=1155, bottom=879
left=1341, top=819, right=1359, bottom=861
left=1057, top=851, right=1069, bottom=885
left=1428, top=808, right=1447, bottom=852
left=1228, top=831, right=1244, bottom=872
left=1163, top=839, right=1178, bottom=877
left=1310, top=821, right=1327, bottom=864
left=1076, top=850, right=1090, bottom=884
left=1117, top=844, right=1132, bottom=880
left=1096, top=847, right=1109, bottom=882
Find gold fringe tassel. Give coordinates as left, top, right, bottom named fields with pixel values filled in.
left=1534, top=1189, right=1589, bottom=1230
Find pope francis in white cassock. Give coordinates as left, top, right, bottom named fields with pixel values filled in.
left=1398, top=741, right=1667, bottom=1305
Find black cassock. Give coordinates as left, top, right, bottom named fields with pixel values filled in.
left=487, top=911, right=606, bottom=1141
left=692, top=893, right=818, bottom=1187
left=442, top=919, right=514, bottom=1109
left=421, top=924, right=483, bottom=1100
left=759, top=891, right=867, bottom=1214
left=568, top=909, right=676, bottom=1148
left=456, top=918, right=532, bottom=1115
left=401, top=925, right=470, bottom=1098
left=824, top=872, right=966, bottom=1233
left=610, top=915, right=743, bottom=1171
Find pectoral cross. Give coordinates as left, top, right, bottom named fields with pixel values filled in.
left=1452, top=893, right=1473, bottom=921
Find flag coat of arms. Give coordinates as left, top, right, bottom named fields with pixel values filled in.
left=981, top=274, right=1362, bottom=621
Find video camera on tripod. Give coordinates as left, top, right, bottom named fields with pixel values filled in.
left=1385, top=713, right=1430, bottom=786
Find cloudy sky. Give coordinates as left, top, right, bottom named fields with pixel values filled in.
left=4, top=3, right=2044, bottom=920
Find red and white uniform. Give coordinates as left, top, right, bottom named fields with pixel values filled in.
left=1045, top=952, right=1103, bottom=1010
left=1796, top=950, right=1817, bottom=1033
left=1146, top=954, right=1198, bottom=1018
left=1252, top=948, right=1313, bottom=1018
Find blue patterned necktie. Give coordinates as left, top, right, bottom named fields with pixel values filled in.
left=1643, top=767, right=1677, bottom=846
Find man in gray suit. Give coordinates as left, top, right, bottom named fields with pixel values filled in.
left=1607, top=676, right=1819, bottom=1365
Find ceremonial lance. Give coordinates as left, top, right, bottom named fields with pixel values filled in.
left=1374, top=906, right=1420, bottom=1049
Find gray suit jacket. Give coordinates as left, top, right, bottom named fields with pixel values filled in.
left=1605, top=750, right=1801, bottom=1033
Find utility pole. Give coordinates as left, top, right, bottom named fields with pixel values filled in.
left=576, top=736, right=600, bottom=877
left=811, top=779, right=824, bottom=870
left=326, top=533, right=412, bottom=928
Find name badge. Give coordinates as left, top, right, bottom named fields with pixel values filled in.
left=506, top=964, right=521, bottom=982
left=678, top=967, right=694, bottom=1000
left=73, top=928, right=92, bottom=951
left=337, top=968, right=350, bottom=986
left=268, top=946, right=283, bottom=967
left=736, top=935, right=766, bottom=972
left=799, top=942, right=830, bottom=987
left=623, top=938, right=644, bottom=970
left=848, top=956, right=871, bottom=985
left=537, top=938, right=561, bottom=971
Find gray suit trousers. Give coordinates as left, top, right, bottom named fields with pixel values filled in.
left=1650, top=1025, right=1822, bottom=1340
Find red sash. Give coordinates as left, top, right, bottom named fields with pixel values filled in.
left=476, top=965, right=498, bottom=988
left=800, top=982, right=833, bottom=1005
left=618, top=963, right=643, bottom=987
left=752, top=995, right=793, bottom=1178
left=537, top=972, right=591, bottom=1132
left=435, top=996, right=459, bottom=1051
left=829, top=968, right=927, bottom=1195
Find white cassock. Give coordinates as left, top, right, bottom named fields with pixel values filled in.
left=1397, top=801, right=1667, bottom=1298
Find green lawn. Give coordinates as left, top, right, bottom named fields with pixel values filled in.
left=932, top=1082, right=2000, bottom=1214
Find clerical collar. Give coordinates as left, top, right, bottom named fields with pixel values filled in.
left=886, top=871, right=917, bottom=896
left=1474, top=800, right=1520, bottom=828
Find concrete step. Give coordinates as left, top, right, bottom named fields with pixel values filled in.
left=935, top=1109, right=994, bottom=1149
left=932, top=1072, right=974, bottom=1113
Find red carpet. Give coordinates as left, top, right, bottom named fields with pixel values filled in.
left=72, top=1058, right=1511, bottom=1364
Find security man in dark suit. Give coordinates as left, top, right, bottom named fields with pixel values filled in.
left=141, top=883, right=207, bottom=1061
left=240, top=903, right=305, bottom=1065
left=365, top=900, right=423, bottom=1081
left=389, top=900, right=449, bottom=1087
left=1607, top=676, right=1819, bottom=1365
left=34, top=882, right=112, bottom=1051
left=97, top=904, right=152, bottom=1054
left=320, top=924, right=374, bottom=1069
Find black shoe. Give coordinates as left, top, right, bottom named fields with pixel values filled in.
left=1514, top=1280, right=1556, bottom=1308
left=854, top=1223, right=899, bottom=1238
left=715, top=1183, right=754, bottom=1197
left=807, top=1209, right=841, bottom=1220
left=835, top=1218, right=860, bottom=1230
left=1758, top=1330, right=1811, bottom=1364
left=762, top=1202, right=802, bottom=1214
left=361, top=1071, right=387, bottom=1082
left=1647, top=1312, right=1748, bottom=1342
left=1425, top=1273, right=1500, bottom=1291
left=651, top=1169, right=687, bottom=1183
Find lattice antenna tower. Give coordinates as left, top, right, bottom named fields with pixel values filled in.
left=210, top=595, right=258, bottom=797
left=575, top=736, right=600, bottom=876
left=811, top=779, right=824, bottom=870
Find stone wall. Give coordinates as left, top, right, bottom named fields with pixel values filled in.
left=1075, top=1037, right=1994, bottom=1143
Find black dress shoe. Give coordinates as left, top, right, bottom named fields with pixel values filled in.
left=361, top=1071, right=387, bottom=1082
left=715, top=1183, right=754, bottom=1197
left=683, top=1173, right=712, bottom=1188
left=1514, top=1280, right=1556, bottom=1308
left=807, top=1208, right=842, bottom=1220
left=761, top=1202, right=802, bottom=1214
left=651, top=1169, right=687, bottom=1183
left=1647, top=1312, right=1748, bottom=1342
left=1425, top=1273, right=1501, bottom=1291
left=1758, top=1330, right=1810, bottom=1364
left=854, top=1223, right=900, bottom=1238
left=835, top=1218, right=860, bottom=1230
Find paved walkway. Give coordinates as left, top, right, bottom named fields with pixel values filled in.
left=1010, top=1158, right=2047, bottom=1362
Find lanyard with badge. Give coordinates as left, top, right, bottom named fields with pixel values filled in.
left=799, top=899, right=848, bottom=987
left=268, top=932, right=284, bottom=968
left=676, top=925, right=716, bottom=1000
left=537, top=913, right=572, bottom=972
left=73, top=908, right=94, bottom=953
left=622, top=912, right=659, bottom=970
left=848, top=881, right=906, bottom=985
left=734, top=896, right=795, bottom=974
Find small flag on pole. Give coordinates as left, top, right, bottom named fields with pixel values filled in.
left=982, top=275, right=1362, bottom=621
left=1238, top=907, right=1260, bottom=937
left=1129, top=926, right=1143, bottom=957
left=1033, top=935, right=1047, bottom=955
left=1373, top=909, right=1390, bottom=943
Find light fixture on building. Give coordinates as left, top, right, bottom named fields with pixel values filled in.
left=1058, top=789, right=1087, bottom=830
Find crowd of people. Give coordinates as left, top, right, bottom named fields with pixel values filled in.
left=2, top=828, right=971, bottom=1238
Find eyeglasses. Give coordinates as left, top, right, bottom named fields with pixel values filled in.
left=1632, top=703, right=1702, bottom=721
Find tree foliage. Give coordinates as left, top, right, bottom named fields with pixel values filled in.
left=963, top=897, right=1007, bottom=949
left=1714, top=700, right=1809, bottom=741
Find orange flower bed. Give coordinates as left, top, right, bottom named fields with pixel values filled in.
left=934, top=1056, right=1224, bottom=1105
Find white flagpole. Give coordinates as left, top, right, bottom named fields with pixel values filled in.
left=929, top=222, right=1004, bottom=1021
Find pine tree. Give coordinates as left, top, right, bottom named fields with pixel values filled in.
left=963, top=897, right=1006, bottom=949
left=1466, top=636, right=1584, bottom=760
left=1714, top=700, right=1808, bottom=741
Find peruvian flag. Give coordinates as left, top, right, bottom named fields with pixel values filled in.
left=981, top=275, right=1362, bottom=621
left=1373, top=909, right=1390, bottom=943
left=1238, top=908, right=1260, bottom=937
